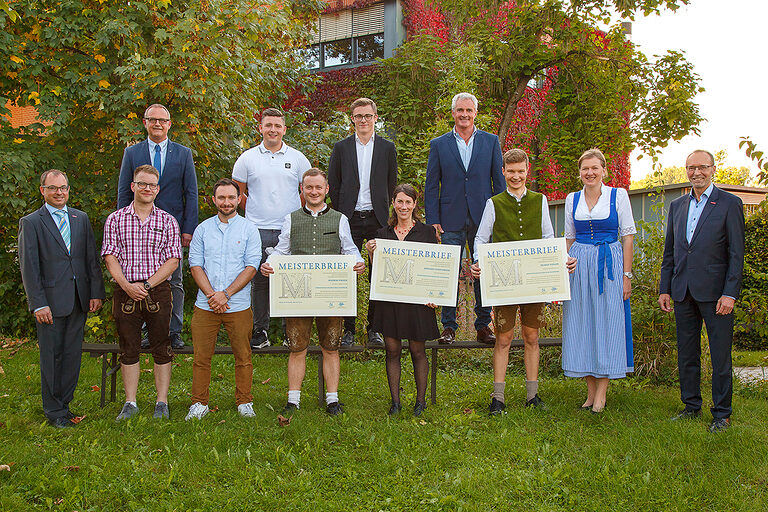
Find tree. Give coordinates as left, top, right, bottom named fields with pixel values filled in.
left=713, top=149, right=752, bottom=186
left=0, top=0, right=323, bottom=334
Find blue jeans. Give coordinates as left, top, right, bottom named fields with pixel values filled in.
left=440, top=219, right=491, bottom=331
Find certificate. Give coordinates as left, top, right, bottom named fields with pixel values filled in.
left=477, top=238, right=570, bottom=306
left=369, top=239, right=461, bottom=307
left=269, top=254, right=357, bottom=317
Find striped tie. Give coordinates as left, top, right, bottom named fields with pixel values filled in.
left=54, top=209, right=71, bottom=253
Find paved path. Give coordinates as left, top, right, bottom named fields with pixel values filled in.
left=733, top=367, right=768, bottom=383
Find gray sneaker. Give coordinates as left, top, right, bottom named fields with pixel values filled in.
left=116, top=402, right=139, bottom=421
left=153, top=401, right=170, bottom=419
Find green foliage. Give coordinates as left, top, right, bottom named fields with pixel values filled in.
left=630, top=165, right=687, bottom=189
left=739, top=136, right=768, bottom=186
left=734, top=204, right=768, bottom=350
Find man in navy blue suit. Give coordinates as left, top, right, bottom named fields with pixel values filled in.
left=424, top=92, right=505, bottom=345
left=659, top=149, right=745, bottom=433
left=117, top=104, right=198, bottom=349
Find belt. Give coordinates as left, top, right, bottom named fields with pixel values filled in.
left=353, top=210, right=375, bottom=219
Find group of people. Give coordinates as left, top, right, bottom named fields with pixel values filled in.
left=18, top=92, right=744, bottom=434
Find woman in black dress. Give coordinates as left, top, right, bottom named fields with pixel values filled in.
left=366, top=184, right=439, bottom=417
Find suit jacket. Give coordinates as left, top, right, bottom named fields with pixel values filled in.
left=117, top=139, right=199, bottom=235
left=19, top=206, right=106, bottom=317
left=424, top=129, right=504, bottom=231
left=659, top=185, right=745, bottom=302
left=328, top=134, right=397, bottom=227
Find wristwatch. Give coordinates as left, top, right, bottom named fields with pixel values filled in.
left=143, top=280, right=152, bottom=290
left=623, top=272, right=633, bottom=280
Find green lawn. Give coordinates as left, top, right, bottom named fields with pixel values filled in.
left=1, top=340, right=767, bottom=511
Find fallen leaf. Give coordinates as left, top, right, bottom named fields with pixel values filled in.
left=210, top=406, right=219, bottom=412
left=0, top=394, right=8, bottom=398
left=463, top=408, right=474, bottom=415
left=261, top=377, right=271, bottom=385
left=419, top=420, right=427, bottom=425
left=277, top=414, right=291, bottom=427
left=144, top=358, right=150, bottom=364
left=0, top=465, right=9, bottom=472
left=0, top=362, right=4, bottom=374
left=26, top=375, right=30, bottom=380
left=218, top=420, right=225, bottom=424
left=64, top=465, right=80, bottom=471
left=141, top=368, right=153, bottom=373
left=216, top=373, right=224, bottom=380
left=70, top=415, right=86, bottom=424
left=184, top=356, right=193, bottom=362
left=91, top=385, right=100, bottom=392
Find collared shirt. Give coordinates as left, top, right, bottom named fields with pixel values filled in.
left=101, top=202, right=182, bottom=282
left=232, top=141, right=312, bottom=229
left=147, top=137, right=169, bottom=174
left=354, top=132, right=375, bottom=211
left=453, top=126, right=477, bottom=171
left=267, top=205, right=364, bottom=264
left=473, top=188, right=554, bottom=261
left=686, top=182, right=714, bottom=243
left=188, top=214, right=261, bottom=313
left=45, top=203, right=70, bottom=237
left=564, top=183, right=637, bottom=239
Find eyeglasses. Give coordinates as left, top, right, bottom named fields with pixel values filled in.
left=352, top=114, right=375, bottom=122
left=134, top=181, right=159, bottom=190
left=143, top=117, right=171, bottom=124
left=686, top=164, right=713, bottom=172
left=42, top=185, right=70, bottom=192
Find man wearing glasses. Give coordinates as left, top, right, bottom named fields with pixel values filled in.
left=19, top=170, right=105, bottom=428
left=659, top=149, right=745, bottom=432
left=328, top=97, right=397, bottom=347
left=117, top=103, right=198, bottom=350
left=103, top=165, right=182, bottom=421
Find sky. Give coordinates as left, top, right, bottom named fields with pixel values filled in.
left=616, top=0, right=768, bottom=181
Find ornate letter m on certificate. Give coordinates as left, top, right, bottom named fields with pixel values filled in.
left=280, top=273, right=312, bottom=299
left=381, top=258, right=414, bottom=284
left=489, top=260, right=522, bottom=287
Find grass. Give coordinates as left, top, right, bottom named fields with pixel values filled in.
left=2, top=339, right=768, bottom=511
left=733, top=350, right=768, bottom=367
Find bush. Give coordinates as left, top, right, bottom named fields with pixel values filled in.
left=734, top=202, right=768, bottom=350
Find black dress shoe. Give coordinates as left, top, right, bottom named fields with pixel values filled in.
left=50, top=417, right=75, bottom=429
left=413, top=401, right=427, bottom=417
left=476, top=326, right=496, bottom=345
left=670, top=408, right=702, bottom=421
left=438, top=327, right=455, bottom=345
left=340, top=331, right=355, bottom=347
left=367, top=330, right=384, bottom=347
left=388, top=402, right=402, bottom=416
left=709, top=417, right=731, bottom=432
left=489, top=398, right=506, bottom=416
left=170, top=333, right=185, bottom=350
left=326, top=401, right=344, bottom=416
left=525, top=394, right=547, bottom=410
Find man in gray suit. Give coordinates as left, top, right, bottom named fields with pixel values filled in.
left=19, top=169, right=105, bottom=428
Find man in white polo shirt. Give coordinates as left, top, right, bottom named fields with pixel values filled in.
left=233, top=108, right=311, bottom=350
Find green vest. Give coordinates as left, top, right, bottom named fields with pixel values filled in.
left=490, top=190, right=543, bottom=242
left=289, top=207, right=343, bottom=255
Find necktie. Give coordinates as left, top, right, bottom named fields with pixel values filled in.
left=153, top=144, right=162, bottom=176
left=54, top=209, right=71, bottom=253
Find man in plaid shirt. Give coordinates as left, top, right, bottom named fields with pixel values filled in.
left=102, top=164, right=182, bottom=421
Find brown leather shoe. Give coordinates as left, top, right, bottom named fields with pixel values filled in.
left=438, top=327, right=455, bottom=344
left=476, top=325, right=496, bottom=344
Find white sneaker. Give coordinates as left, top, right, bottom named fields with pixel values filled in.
left=185, top=402, right=209, bottom=421
left=238, top=402, right=256, bottom=418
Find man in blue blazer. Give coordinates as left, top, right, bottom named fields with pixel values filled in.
left=19, top=170, right=105, bottom=427
left=659, top=149, right=745, bottom=432
left=117, top=104, right=198, bottom=349
left=425, top=92, right=505, bottom=344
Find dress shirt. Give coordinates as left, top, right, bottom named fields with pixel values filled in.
left=564, top=183, right=636, bottom=239
left=453, top=126, right=477, bottom=171
left=189, top=214, right=261, bottom=313
left=232, top=142, right=312, bottom=230
left=101, top=202, right=182, bottom=282
left=45, top=203, right=70, bottom=237
left=473, top=188, right=554, bottom=261
left=354, top=132, right=374, bottom=211
left=147, top=138, right=168, bottom=174
left=267, top=205, right=364, bottom=264
left=686, top=182, right=714, bottom=243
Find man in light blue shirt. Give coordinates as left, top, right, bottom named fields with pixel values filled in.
left=186, top=178, right=261, bottom=420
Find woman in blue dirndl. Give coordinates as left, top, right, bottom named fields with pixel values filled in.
left=562, top=149, right=636, bottom=413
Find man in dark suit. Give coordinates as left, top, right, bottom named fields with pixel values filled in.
left=424, top=92, right=505, bottom=345
left=19, top=169, right=105, bottom=428
left=659, top=149, right=745, bottom=433
left=328, top=97, right=397, bottom=346
left=117, top=103, right=198, bottom=349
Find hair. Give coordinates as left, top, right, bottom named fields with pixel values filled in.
left=387, top=183, right=422, bottom=227
left=503, top=148, right=529, bottom=167
left=213, top=178, right=240, bottom=197
left=260, top=107, right=285, bottom=121
left=350, top=97, right=377, bottom=115
left=143, top=103, right=170, bottom=119
left=301, top=167, right=327, bottom=184
left=40, top=169, right=68, bottom=186
left=578, top=148, right=607, bottom=169
left=686, top=149, right=715, bottom=166
left=134, top=164, right=160, bottom=180
left=451, top=92, right=478, bottom=111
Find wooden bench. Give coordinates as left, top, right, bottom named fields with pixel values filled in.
left=83, top=337, right=562, bottom=408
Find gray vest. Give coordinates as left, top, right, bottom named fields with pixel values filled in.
left=289, top=207, right=343, bottom=255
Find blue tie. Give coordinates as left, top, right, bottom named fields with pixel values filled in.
left=53, top=209, right=70, bottom=253
left=153, top=144, right=162, bottom=176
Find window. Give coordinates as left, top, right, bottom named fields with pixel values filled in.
left=309, top=3, right=386, bottom=69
